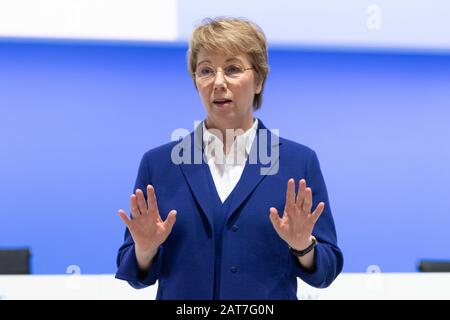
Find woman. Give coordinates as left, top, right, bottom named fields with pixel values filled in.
left=116, top=17, right=343, bottom=300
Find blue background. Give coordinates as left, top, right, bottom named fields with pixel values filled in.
left=0, top=40, right=449, bottom=274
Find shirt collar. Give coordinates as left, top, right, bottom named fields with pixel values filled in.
left=202, top=118, right=258, bottom=161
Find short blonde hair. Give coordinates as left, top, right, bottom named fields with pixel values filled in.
left=187, top=17, right=269, bottom=110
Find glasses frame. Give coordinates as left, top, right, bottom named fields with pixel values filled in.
left=193, top=65, right=254, bottom=83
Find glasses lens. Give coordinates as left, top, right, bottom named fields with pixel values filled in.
left=197, top=66, right=214, bottom=79
left=224, top=65, right=244, bottom=77
left=196, top=64, right=249, bottom=81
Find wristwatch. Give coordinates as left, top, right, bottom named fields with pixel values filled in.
left=288, top=236, right=317, bottom=257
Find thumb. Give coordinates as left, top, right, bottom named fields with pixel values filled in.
left=269, top=207, right=282, bottom=234
left=118, top=210, right=132, bottom=228
left=164, top=210, right=177, bottom=232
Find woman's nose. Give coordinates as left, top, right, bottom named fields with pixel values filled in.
left=213, top=69, right=227, bottom=90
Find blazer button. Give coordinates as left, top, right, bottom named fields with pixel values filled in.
left=232, top=225, right=239, bottom=232
left=230, top=266, right=238, bottom=273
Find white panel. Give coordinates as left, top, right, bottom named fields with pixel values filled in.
left=177, top=0, right=450, bottom=51
left=0, top=0, right=178, bottom=41
left=1, top=0, right=449, bottom=51
left=0, top=274, right=450, bottom=299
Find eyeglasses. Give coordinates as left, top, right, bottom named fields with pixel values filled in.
left=194, top=64, right=254, bottom=82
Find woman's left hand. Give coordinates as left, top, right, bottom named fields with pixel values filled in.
left=269, top=178, right=325, bottom=251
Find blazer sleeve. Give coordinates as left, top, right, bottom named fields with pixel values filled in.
left=115, top=152, right=164, bottom=288
left=291, top=150, right=344, bottom=288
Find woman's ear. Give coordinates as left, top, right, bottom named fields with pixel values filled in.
left=193, top=78, right=199, bottom=91
left=254, top=72, right=263, bottom=94
left=255, top=79, right=263, bottom=94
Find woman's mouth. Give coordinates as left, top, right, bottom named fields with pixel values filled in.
left=212, top=99, right=233, bottom=107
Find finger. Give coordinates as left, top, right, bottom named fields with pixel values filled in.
left=312, top=202, right=325, bottom=223
left=130, top=194, right=141, bottom=219
left=118, top=209, right=131, bottom=227
left=147, top=185, right=160, bottom=221
left=269, top=207, right=283, bottom=235
left=285, top=178, right=296, bottom=216
left=163, top=210, right=177, bottom=234
left=295, top=179, right=306, bottom=208
left=302, top=187, right=313, bottom=214
left=136, top=189, right=148, bottom=215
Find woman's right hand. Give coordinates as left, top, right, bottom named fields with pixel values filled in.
left=118, top=184, right=177, bottom=255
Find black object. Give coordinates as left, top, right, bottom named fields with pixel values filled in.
left=288, top=236, right=317, bottom=257
left=418, top=260, right=450, bottom=272
left=0, top=249, right=31, bottom=274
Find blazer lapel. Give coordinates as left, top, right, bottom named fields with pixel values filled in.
left=178, top=124, right=215, bottom=232
left=178, top=119, right=282, bottom=230
left=226, top=119, right=281, bottom=224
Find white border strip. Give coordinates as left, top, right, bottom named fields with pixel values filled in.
left=0, top=0, right=178, bottom=41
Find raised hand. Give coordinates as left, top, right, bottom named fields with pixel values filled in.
left=118, top=185, right=177, bottom=253
left=269, top=178, right=324, bottom=251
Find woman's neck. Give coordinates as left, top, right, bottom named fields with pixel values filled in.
left=205, top=116, right=255, bottom=154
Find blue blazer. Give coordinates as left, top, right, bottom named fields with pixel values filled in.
left=116, top=119, right=343, bottom=300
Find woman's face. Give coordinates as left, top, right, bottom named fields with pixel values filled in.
left=195, top=49, right=262, bottom=130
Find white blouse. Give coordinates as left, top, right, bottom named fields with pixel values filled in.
left=202, top=119, right=258, bottom=203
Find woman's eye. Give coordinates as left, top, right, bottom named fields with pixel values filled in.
left=225, top=65, right=242, bottom=75
left=199, top=67, right=213, bottom=76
